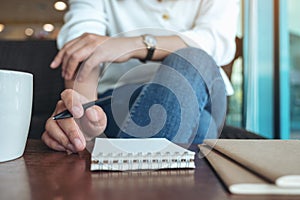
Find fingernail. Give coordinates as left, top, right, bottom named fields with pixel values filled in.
left=73, top=138, right=84, bottom=150
left=67, top=144, right=76, bottom=152
left=50, top=61, right=56, bottom=68
left=89, top=109, right=99, bottom=121
left=56, top=144, right=66, bottom=151
left=66, top=149, right=73, bottom=155
left=72, top=106, right=82, bottom=118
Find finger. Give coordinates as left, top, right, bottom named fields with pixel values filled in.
left=45, top=96, right=87, bottom=153
left=44, top=116, right=76, bottom=152
left=85, top=106, right=107, bottom=130
left=50, top=38, right=79, bottom=69
left=50, top=50, right=64, bottom=69
left=79, top=106, right=107, bottom=140
left=62, top=36, right=99, bottom=80
left=62, top=44, right=90, bottom=80
left=57, top=118, right=86, bottom=152
left=60, top=89, right=86, bottom=118
left=41, top=131, right=66, bottom=152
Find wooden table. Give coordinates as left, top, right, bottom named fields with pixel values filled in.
left=0, top=139, right=299, bottom=200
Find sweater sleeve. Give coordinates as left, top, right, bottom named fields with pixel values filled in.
left=179, top=0, right=239, bottom=66
left=57, top=0, right=108, bottom=49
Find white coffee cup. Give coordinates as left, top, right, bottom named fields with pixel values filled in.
left=0, top=69, right=33, bottom=162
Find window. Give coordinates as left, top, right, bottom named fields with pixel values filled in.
left=287, top=0, right=300, bottom=139
left=231, top=0, right=299, bottom=139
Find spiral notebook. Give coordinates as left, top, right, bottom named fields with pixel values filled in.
left=90, top=138, right=195, bottom=171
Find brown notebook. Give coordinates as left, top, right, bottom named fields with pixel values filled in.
left=203, top=139, right=300, bottom=188
left=199, top=145, right=300, bottom=195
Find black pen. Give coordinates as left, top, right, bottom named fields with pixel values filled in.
left=52, top=95, right=112, bottom=120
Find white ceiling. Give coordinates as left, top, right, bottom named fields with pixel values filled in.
left=0, top=0, right=66, bottom=24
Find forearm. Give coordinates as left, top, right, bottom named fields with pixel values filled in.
left=65, top=66, right=100, bottom=101
left=57, top=34, right=187, bottom=88
left=130, top=35, right=188, bottom=61
left=155, top=35, right=188, bottom=60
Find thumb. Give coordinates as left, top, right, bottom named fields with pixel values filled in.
left=79, top=106, right=107, bottom=141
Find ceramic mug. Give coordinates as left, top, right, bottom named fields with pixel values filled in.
left=0, top=69, right=33, bottom=162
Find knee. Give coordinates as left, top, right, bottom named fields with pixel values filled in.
left=162, top=47, right=217, bottom=70
left=161, top=47, right=221, bottom=83
left=173, top=47, right=210, bottom=59
left=160, top=47, right=225, bottom=98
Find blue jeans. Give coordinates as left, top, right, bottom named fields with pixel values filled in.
left=99, top=47, right=226, bottom=145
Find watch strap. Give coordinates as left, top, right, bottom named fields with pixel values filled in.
left=143, top=46, right=155, bottom=62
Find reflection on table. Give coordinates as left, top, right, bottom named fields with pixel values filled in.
left=1, top=139, right=299, bottom=200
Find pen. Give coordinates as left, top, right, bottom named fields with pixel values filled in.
left=52, top=95, right=112, bottom=120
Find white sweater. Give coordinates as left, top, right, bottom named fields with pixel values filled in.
left=58, top=0, right=239, bottom=95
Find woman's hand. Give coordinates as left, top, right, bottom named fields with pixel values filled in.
left=50, top=33, right=146, bottom=81
left=41, top=89, right=107, bottom=153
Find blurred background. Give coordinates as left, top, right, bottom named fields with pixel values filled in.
left=0, top=0, right=299, bottom=139
left=0, top=0, right=66, bottom=40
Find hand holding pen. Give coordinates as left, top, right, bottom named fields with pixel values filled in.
left=53, top=95, right=111, bottom=120
left=41, top=89, right=108, bottom=153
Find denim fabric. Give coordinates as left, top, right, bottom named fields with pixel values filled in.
left=99, top=47, right=226, bottom=145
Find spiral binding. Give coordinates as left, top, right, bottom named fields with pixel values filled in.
left=91, top=151, right=195, bottom=171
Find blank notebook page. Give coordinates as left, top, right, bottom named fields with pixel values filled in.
left=91, top=138, right=195, bottom=171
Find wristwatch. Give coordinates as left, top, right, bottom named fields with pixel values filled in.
left=141, top=34, right=157, bottom=62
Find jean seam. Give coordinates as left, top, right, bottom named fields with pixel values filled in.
left=117, top=84, right=148, bottom=137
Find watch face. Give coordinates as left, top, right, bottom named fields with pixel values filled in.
left=144, top=35, right=157, bottom=47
